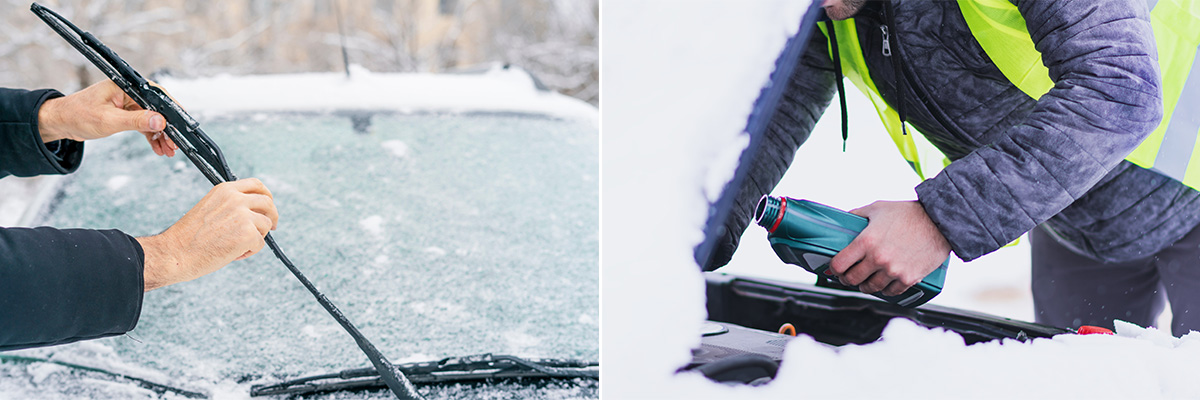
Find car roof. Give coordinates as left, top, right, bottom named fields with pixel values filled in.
left=157, top=64, right=598, bottom=124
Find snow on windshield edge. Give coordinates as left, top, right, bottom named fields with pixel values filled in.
left=157, top=64, right=597, bottom=126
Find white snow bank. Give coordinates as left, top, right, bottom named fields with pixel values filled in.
left=763, top=319, right=1200, bottom=399
left=602, top=0, right=1196, bottom=398
left=602, top=0, right=809, bottom=398
left=157, top=64, right=597, bottom=124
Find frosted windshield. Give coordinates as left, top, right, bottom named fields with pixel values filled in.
left=22, top=112, right=599, bottom=398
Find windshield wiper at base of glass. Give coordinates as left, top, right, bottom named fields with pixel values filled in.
left=0, top=354, right=208, bottom=399
left=249, top=354, right=598, bottom=397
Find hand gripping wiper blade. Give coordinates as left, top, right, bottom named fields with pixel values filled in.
left=30, top=3, right=232, bottom=186
left=30, top=4, right=422, bottom=399
left=249, top=354, right=600, bottom=397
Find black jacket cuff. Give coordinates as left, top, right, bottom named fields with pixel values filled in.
left=0, top=88, right=84, bottom=178
left=0, top=228, right=145, bottom=351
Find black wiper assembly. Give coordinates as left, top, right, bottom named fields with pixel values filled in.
left=250, top=354, right=599, bottom=397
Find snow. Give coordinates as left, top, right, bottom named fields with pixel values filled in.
left=602, top=0, right=1197, bottom=398
left=503, top=330, right=544, bottom=354
left=26, top=363, right=66, bottom=384
left=359, top=215, right=385, bottom=236
left=156, top=64, right=598, bottom=125
left=578, top=314, right=596, bottom=326
left=106, top=175, right=132, bottom=191
left=424, top=247, right=447, bottom=257
left=381, top=140, right=410, bottom=158
left=602, top=0, right=807, bottom=397
left=767, top=319, right=1200, bottom=399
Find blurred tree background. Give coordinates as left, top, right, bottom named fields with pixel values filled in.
left=0, top=0, right=598, bottom=105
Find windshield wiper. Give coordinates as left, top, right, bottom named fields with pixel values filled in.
left=0, top=354, right=207, bottom=399
left=250, top=354, right=599, bottom=397
left=30, top=4, right=422, bottom=399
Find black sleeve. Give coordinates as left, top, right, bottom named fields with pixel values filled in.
left=0, top=88, right=144, bottom=350
left=0, top=88, right=84, bottom=178
left=0, top=227, right=145, bottom=351
left=704, top=25, right=838, bottom=271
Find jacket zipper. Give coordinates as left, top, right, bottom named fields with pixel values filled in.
left=879, top=4, right=981, bottom=148
left=881, top=25, right=892, bottom=57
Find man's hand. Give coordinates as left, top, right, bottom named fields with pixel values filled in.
left=137, top=178, right=279, bottom=291
left=828, top=200, right=950, bottom=296
left=37, top=80, right=178, bottom=156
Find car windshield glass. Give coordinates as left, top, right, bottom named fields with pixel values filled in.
left=17, top=112, right=598, bottom=398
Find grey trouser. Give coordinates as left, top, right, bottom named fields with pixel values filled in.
left=1031, top=224, right=1200, bottom=337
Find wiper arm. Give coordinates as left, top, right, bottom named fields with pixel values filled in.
left=250, top=354, right=599, bottom=397
left=30, top=4, right=422, bottom=399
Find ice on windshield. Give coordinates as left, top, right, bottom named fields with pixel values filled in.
left=9, top=112, right=598, bottom=398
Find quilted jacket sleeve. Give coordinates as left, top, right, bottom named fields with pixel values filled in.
left=915, top=0, right=1162, bottom=261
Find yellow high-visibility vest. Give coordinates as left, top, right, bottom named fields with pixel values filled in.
left=820, top=0, right=1200, bottom=188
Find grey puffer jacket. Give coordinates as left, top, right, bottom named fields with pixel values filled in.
left=714, top=0, right=1200, bottom=267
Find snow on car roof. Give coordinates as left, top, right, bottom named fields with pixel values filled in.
left=158, top=64, right=598, bottom=124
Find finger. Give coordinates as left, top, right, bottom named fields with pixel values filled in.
left=839, top=257, right=877, bottom=287
left=147, top=80, right=186, bottom=110
left=830, top=234, right=869, bottom=276
left=249, top=211, right=273, bottom=237
left=849, top=202, right=877, bottom=218
left=144, top=133, right=164, bottom=156
left=120, top=93, right=145, bottom=111
left=159, top=136, right=177, bottom=157
left=107, top=109, right=166, bottom=134
left=232, top=216, right=268, bottom=260
left=135, top=110, right=166, bottom=132
left=235, top=232, right=268, bottom=260
left=143, top=131, right=173, bottom=156
left=882, top=280, right=910, bottom=297
left=227, top=178, right=274, bottom=199
left=244, top=193, right=279, bottom=230
left=858, top=270, right=894, bottom=294
left=95, top=80, right=132, bottom=110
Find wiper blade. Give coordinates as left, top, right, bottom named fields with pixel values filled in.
left=30, top=4, right=422, bottom=399
left=250, top=354, right=599, bottom=397
left=29, top=3, right=231, bottom=185
left=0, top=354, right=207, bottom=399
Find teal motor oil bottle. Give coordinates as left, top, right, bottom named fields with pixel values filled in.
left=753, top=195, right=947, bottom=307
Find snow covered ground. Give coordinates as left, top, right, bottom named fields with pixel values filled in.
left=601, top=0, right=1197, bottom=398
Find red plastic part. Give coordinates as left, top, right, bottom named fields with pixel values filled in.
left=768, top=198, right=787, bottom=233
left=1077, top=325, right=1115, bottom=335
